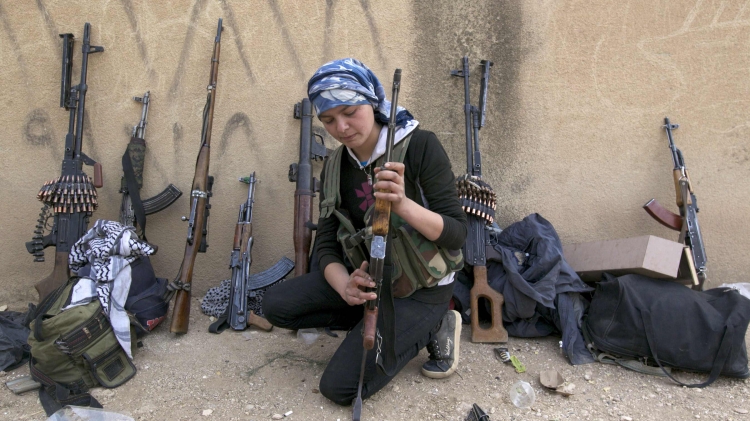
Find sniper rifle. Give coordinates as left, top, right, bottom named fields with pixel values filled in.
left=169, top=18, right=222, bottom=334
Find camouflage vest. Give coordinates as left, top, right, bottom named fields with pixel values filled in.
left=320, top=134, right=463, bottom=298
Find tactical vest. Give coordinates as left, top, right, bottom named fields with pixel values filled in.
left=28, top=277, right=138, bottom=412
left=320, top=134, right=463, bottom=298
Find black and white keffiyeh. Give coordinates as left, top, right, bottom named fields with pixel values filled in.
left=65, top=220, right=155, bottom=359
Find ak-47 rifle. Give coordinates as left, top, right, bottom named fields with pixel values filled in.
left=643, top=117, right=707, bottom=289
left=169, top=18, right=222, bottom=334
left=352, top=68, right=401, bottom=421
left=26, top=23, right=104, bottom=301
left=120, top=91, right=182, bottom=243
left=452, top=56, right=507, bottom=344
left=207, top=173, right=294, bottom=334
left=289, top=98, right=328, bottom=276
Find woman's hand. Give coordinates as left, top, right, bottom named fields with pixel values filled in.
left=342, top=261, right=377, bottom=306
left=373, top=162, right=409, bottom=214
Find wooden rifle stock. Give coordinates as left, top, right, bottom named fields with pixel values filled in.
left=170, top=18, right=223, bottom=334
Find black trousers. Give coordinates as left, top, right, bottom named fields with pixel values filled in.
left=262, top=270, right=448, bottom=406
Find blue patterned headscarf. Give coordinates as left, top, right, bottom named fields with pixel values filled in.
left=307, top=58, right=413, bottom=126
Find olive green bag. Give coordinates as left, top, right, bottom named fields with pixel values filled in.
left=28, top=277, right=138, bottom=415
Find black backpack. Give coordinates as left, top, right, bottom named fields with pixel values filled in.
left=582, top=273, right=750, bottom=387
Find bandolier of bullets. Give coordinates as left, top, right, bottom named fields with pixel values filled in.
left=36, top=175, right=99, bottom=214
left=456, top=174, right=496, bottom=225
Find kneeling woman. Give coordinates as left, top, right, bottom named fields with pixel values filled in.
left=263, top=58, right=467, bottom=406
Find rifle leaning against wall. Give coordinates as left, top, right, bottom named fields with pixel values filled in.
left=208, top=172, right=294, bottom=334
left=643, top=117, right=707, bottom=290
left=26, top=23, right=104, bottom=301
left=289, top=98, right=328, bottom=276
left=451, top=56, right=508, bottom=344
left=120, top=91, right=182, bottom=244
left=169, top=18, right=223, bottom=334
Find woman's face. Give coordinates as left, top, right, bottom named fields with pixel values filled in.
left=318, top=104, right=379, bottom=155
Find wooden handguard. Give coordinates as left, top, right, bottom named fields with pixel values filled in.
left=362, top=307, right=378, bottom=350
left=470, top=265, right=508, bottom=343
left=672, top=169, right=693, bottom=208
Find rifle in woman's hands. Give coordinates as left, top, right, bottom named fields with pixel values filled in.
left=353, top=68, right=401, bottom=421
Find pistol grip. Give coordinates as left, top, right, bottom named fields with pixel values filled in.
left=92, top=162, right=103, bottom=188
left=362, top=307, right=378, bottom=350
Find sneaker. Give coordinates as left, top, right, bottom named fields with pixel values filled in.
left=421, top=310, right=461, bottom=379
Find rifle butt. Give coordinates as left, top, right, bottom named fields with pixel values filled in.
left=170, top=290, right=191, bottom=334
left=470, top=265, right=508, bottom=343
left=34, top=252, right=71, bottom=301
left=362, top=306, right=378, bottom=350
left=248, top=311, right=273, bottom=331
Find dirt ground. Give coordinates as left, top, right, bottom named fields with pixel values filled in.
left=3, top=295, right=750, bottom=421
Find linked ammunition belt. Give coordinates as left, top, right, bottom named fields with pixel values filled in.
left=456, top=174, right=496, bottom=225
left=37, top=175, right=99, bottom=214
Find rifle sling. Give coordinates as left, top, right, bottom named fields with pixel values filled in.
left=122, top=147, right=148, bottom=241
left=376, top=235, right=398, bottom=377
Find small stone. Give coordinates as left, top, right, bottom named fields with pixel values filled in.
left=209, top=316, right=216, bottom=322
left=284, top=411, right=293, bottom=417
left=0, top=305, right=8, bottom=311
left=584, top=374, right=592, bottom=381
left=272, top=414, right=283, bottom=420
left=621, top=417, right=632, bottom=421
left=734, top=408, right=749, bottom=414
left=202, top=409, right=213, bottom=416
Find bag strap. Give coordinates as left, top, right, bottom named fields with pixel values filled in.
left=122, top=143, right=148, bottom=241
left=641, top=308, right=733, bottom=388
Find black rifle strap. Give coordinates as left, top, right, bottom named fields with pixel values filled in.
left=208, top=311, right=230, bottom=334
left=122, top=149, right=148, bottom=241
left=376, top=234, right=398, bottom=377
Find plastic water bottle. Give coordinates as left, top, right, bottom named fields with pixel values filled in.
left=509, top=380, right=536, bottom=408
left=297, top=328, right=320, bottom=344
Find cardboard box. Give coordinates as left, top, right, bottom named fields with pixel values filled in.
left=562, top=235, right=697, bottom=285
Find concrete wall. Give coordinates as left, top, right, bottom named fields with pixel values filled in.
left=1, top=0, right=747, bottom=307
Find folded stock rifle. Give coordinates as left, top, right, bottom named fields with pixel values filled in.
left=451, top=56, right=507, bottom=343
left=169, top=18, right=222, bottom=334
left=352, top=68, right=402, bottom=421
left=119, top=91, right=182, bottom=245
left=643, top=117, right=707, bottom=290
left=27, top=23, right=104, bottom=301
left=289, top=98, right=328, bottom=276
left=208, top=173, right=294, bottom=334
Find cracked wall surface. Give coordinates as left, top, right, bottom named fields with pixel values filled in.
left=1, top=0, right=747, bottom=305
